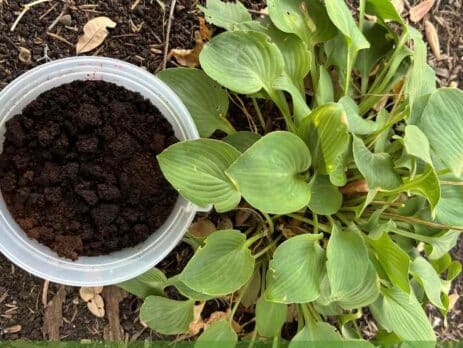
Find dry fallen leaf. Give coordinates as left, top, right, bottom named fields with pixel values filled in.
left=199, top=17, right=212, bottom=41
left=189, top=219, right=216, bottom=238
left=340, top=179, right=369, bottom=196
left=18, top=47, right=31, bottom=64
left=188, top=302, right=206, bottom=335
left=424, top=20, right=441, bottom=60
left=79, top=286, right=103, bottom=302
left=170, top=32, right=203, bottom=68
left=235, top=209, right=252, bottom=226
left=448, top=293, right=460, bottom=311
left=76, top=16, right=116, bottom=54
left=217, top=216, right=234, bottom=230
left=2, top=325, right=22, bottom=334
left=87, top=294, right=105, bottom=318
left=391, top=0, right=404, bottom=14
left=409, top=0, right=434, bottom=23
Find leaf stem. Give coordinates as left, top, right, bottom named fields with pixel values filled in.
left=247, top=329, right=258, bottom=348
left=229, top=290, right=244, bottom=325
left=269, top=90, right=295, bottom=132
left=287, top=214, right=331, bottom=233
left=313, top=214, right=319, bottom=234
left=253, top=236, right=281, bottom=259
left=382, top=212, right=463, bottom=232
left=251, top=97, right=266, bottom=132
left=244, top=232, right=266, bottom=248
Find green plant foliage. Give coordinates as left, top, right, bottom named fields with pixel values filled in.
left=180, top=230, right=255, bottom=296
left=140, top=296, right=194, bottom=335
left=226, top=131, right=312, bottom=214
left=120, top=0, right=463, bottom=344
left=158, top=68, right=234, bottom=137
left=157, top=139, right=241, bottom=212
left=266, top=234, right=324, bottom=303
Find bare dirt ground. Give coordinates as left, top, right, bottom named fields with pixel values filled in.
left=0, top=0, right=462, bottom=342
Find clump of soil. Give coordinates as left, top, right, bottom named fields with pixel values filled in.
left=0, top=80, right=178, bottom=259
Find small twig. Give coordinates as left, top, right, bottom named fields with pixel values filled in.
left=160, top=0, right=177, bottom=71
left=42, top=280, right=49, bottom=308
left=48, top=4, right=68, bottom=31
left=46, top=31, right=74, bottom=47
left=39, top=2, right=58, bottom=20
left=11, top=0, right=50, bottom=32
left=131, top=0, right=141, bottom=10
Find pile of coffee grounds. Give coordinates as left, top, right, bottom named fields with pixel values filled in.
left=0, top=80, right=179, bottom=259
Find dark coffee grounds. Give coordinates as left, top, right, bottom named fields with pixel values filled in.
left=0, top=80, right=179, bottom=259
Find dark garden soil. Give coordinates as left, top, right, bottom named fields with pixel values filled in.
left=0, top=0, right=462, bottom=342
left=0, top=80, right=178, bottom=259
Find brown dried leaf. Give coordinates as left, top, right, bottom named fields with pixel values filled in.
left=340, top=180, right=369, bottom=196
left=76, top=16, right=116, bottom=54
left=170, top=33, right=204, bottom=68
left=391, top=0, right=404, bottom=14
left=448, top=293, right=460, bottom=311
left=235, top=210, right=252, bottom=226
left=189, top=219, right=216, bottom=238
left=87, top=294, right=105, bottom=318
left=409, top=0, right=434, bottom=23
left=217, top=216, right=234, bottom=230
left=424, top=20, right=441, bottom=60
left=18, top=47, right=31, bottom=64
left=3, top=325, right=22, bottom=334
left=79, top=287, right=103, bottom=302
left=188, top=302, right=205, bottom=335
left=199, top=17, right=213, bottom=41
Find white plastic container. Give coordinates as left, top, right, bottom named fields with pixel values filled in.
left=0, top=57, right=202, bottom=286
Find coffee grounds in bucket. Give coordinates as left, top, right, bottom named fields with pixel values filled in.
left=0, top=80, right=179, bottom=260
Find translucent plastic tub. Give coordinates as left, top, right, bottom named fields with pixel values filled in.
left=0, top=57, right=202, bottom=286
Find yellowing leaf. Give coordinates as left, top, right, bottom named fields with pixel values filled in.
left=170, top=32, right=204, bottom=68
left=409, top=0, right=434, bottom=23
left=76, top=16, right=116, bottom=54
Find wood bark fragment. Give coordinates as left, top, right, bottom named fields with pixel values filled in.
left=43, top=285, right=66, bottom=341
left=102, top=286, right=127, bottom=341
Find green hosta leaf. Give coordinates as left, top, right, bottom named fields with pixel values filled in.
left=336, top=262, right=380, bottom=309
left=325, top=0, right=370, bottom=53
left=289, top=321, right=342, bottom=348
left=403, top=125, right=432, bottom=164
left=272, top=74, right=311, bottom=124
left=118, top=268, right=166, bottom=299
left=353, top=136, right=402, bottom=190
left=158, top=68, right=233, bottom=137
left=226, top=131, right=312, bottom=214
left=365, top=0, right=403, bottom=23
left=370, top=287, right=436, bottom=341
left=327, top=225, right=369, bottom=299
left=266, top=234, right=324, bottom=303
left=180, top=230, right=254, bottom=296
left=436, top=177, right=463, bottom=227
left=267, top=0, right=337, bottom=47
left=398, top=165, right=441, bottom=213
left=200, top=31, right=284, bottom=95
left=157, top=139, right=241, bottom=212
left=367, top=232, right=410, bottom=293
left=308, top=174, right=342, bottom=215
left=414, top=88, right=463, bottom=177
left=255, top=297, right=287, bottom=337
left=167, top=275, right=214, bottom=301
left=427, top=230, right=461, bottom=260
left=338, top=96, right=377, bottom=135
left=195, top=320, right=237, bottom=348
left=410, top=256, right=444, bottom=309
left=240, top=269, right=261, bottom=308
left=315, top=65, right=334, bottom=106
left=298, top=103, right=349, bottom=178
left=222, top=131, right=261, bottom=153
left=198, top=0, right=251, bottom=31
left=140, top=296, right=194, bottom=335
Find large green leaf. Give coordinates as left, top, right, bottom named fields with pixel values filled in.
left=352, top=136, right=402, bottom=190
left=367, top=232, right=410, bottom=293
left=222, top=131, right=261, bottom=153
left=410, top=256, right=444, bottom=309
left=427, top=230, right=461, bottom=260
left=226, top=131, right=312, bottom=214
left=266, top=234, right=324, bottom=303
left=365, top=0, right=403, bottom=23
left=157, top=139, right=241, bottom=212
left=255, top=297, right=287, bottom=337
left=118, top=268, right=166, bottom=299
left=200, top=31, right=284, bottom=95
left=370, top=287, right=436, bottom=341
left=326, top=225, right=369, bottom=299
left=158, top=68, right=233, bottom=137
left=195, top=320, right=237, bottom=348
left=338, top=96, right=377, bottom=135
left=298, top=103, right=349, bottom=177
left=198, top=0, right=251, bottom=31
left=308, top=174, right=342, bottom=215
left=403, top=125, right=432, bottom=164
left=140, top=296, right=194, bottom=335
left=414, top=88, right=463, bottom=177
left=436, top=177, right=463, bottom=227
left=289, top=321, right=342, bottom=348
left=180, top=230, right=254, bottom=296
left=315, top=65, right=334, bottom=106
left=267, top=0, right=337, bottom=47
left=167, top=275, right=215, bottom=301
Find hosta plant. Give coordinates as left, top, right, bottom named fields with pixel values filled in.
left=120, top=0, right=463, bottom=345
